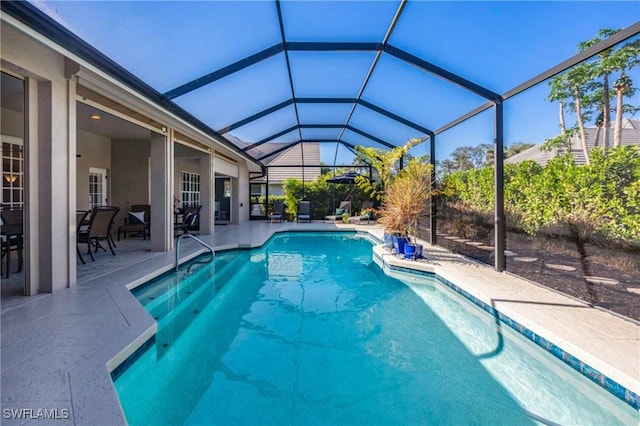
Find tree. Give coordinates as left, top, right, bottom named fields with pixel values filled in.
left=567, top=62, right=593, bottom=164
left=546, top=62, right=594, bottom=163
left=578, top=29, right=619, bottom=148
left=353, top=138, right=422, bottom=201
left=546, top=72, right=576, bottom=154
left=611, top=39, right=640, bottom=146
left=505, top=142, right=535, bottom=158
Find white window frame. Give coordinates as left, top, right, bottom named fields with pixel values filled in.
left=1, top=135, right=24, bottom=209
left=181, top=171, right=200, bottom=206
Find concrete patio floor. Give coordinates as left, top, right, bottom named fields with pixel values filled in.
left=1, top=221, right=638, bottom=425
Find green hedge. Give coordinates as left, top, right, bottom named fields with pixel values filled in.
left=442, top=147, right=640, bottom=244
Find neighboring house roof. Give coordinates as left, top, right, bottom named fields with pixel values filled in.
left=505, top=119, right=640, bottom=166
left=266, top=143, right=321, bottom=183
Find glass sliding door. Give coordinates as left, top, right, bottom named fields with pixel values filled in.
left=215, top=177, right=231, bottom=223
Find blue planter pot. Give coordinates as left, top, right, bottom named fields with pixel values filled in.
left=392, top=236, right=408, bottom=254
left=404, top=243, right=423, bottom=259
left=383, top=232, right=395, bottom=249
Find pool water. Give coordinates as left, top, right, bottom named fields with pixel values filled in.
left=115, top=232, right=638, bottom=425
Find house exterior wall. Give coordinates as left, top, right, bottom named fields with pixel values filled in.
left=174, top=156, right=200, bottom=204
left=2, top=22, right=74, bottom=292
left=76, top=129, right=111, bottom=211
left=111, top=139, right=151, bottom=228
left=1, top=15, right=261, bottom=292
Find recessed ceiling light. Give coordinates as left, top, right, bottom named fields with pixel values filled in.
left=90, top=114, right=101, bottom=120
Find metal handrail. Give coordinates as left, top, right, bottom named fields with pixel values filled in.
left=175, top=233, right=215, bottom=272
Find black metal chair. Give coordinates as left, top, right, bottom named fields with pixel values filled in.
left=78, top=206, right=120, bottom=262
left=1, top=208, right=23, bottom=278
left=76, top=210, right=91, bottom=264
left=175, top=205, right=202, bottom=235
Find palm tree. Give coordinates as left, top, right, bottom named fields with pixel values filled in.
left=613, top=73, right=631, bottom=147
left=578, top=29, right=619, bottom=148
left=566, top=63, right=594, bottom=164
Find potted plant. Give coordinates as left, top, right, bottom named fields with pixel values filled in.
left=377, top=160, right=433, bottom=257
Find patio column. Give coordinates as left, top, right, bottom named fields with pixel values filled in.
left=23, top=77, right=39, bottom=295
left=199, top=151, right=213, bottom=235
left=35, top=78, right=73, bottom=292
left=494, top=99, right=506, bottom=272
left=150, top=130, right=173, bottom=251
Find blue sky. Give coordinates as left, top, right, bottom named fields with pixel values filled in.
left=34, top=0, right=640, bottom=164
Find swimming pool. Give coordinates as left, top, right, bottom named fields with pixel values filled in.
left=115, top=232, right=638, bottom=425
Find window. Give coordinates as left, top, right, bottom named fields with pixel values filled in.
left=2, top=140, right=23, bottom=209
left=181, top=171, right=200, bottom=206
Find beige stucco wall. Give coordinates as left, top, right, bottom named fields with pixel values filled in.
left=76, top=129, right=111, bottom=211
left=111, top=139, right=150, bottom=227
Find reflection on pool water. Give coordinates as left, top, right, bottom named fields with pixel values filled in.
left=115, top=232, right=638, bottom=425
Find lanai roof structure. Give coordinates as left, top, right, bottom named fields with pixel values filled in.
left=3, top=0, right=639, bottom=271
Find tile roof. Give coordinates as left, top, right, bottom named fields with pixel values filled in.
left=505, top=119, right=640, bottom=166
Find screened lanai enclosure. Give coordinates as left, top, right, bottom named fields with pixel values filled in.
left=5, top=1, right=639, bottom=318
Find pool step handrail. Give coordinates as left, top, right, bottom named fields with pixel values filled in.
left=175, top=233, right=215, bottom=271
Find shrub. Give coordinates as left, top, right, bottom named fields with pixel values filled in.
left=443, top=147, right=640, bottom=247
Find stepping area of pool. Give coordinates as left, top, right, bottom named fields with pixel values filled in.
left=1, top=221, right=638, bottom=425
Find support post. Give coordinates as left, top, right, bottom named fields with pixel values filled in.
left=429, top=133, right=437, bottom=246
left=37, top=79, right=71, bottom=292
left=494, top=100, right=505, bottom=272
left=24, top=77, right=39, bottom=295
left=199, top=150, right=213, bottom=235
left=150, top=130, right=173, bottom=251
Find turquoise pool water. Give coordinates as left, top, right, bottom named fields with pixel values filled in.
left=115, top=232, right=638, bottom=425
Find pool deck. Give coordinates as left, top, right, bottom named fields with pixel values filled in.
left=1, top=221, right=638, bottom=424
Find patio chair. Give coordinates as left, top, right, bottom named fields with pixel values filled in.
left=268, top=200, right=284, bottom=223
left=348, top=201, right=375, bottom=224
left=1, top=208, right=24, bottom=278
left=118, top=204, right=151, bottom=240
left=324, top=201, right=351, bottom=222
left=175, top=205, right=202, bottom=234
left=79, top=206, right=120, bottom=262
left=297, top=201, right=311, bottom=223
left=76, top=210, right=91, bottom=264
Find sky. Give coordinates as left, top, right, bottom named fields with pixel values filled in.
left=33, top=0, right=640, bottom=165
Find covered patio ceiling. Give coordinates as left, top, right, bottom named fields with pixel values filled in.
left=4, top=1, right=640, bottom=168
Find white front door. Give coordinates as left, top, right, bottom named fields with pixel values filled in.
left=89, top=167, right=108, bottom=208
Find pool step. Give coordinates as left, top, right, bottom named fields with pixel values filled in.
left=142, top=253, right=246, bottom=318
left=153, top=254, right=249, bottom=355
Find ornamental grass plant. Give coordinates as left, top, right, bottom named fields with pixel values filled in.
left=377, top=160, right=434, bottom=244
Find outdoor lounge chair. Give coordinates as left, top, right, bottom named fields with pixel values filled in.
left=118, top=204, right=150, bottom=240
left=175, top=205, right=202, bottom=234
left=78, top=206, right=120, bottom=262
left=348, top=201, right=375, bottom=224
left=324, top=201, right=351, bottom=222
left=297, top=201, right=311, bottom=222
left=268, top=200, right=284, bottom=223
